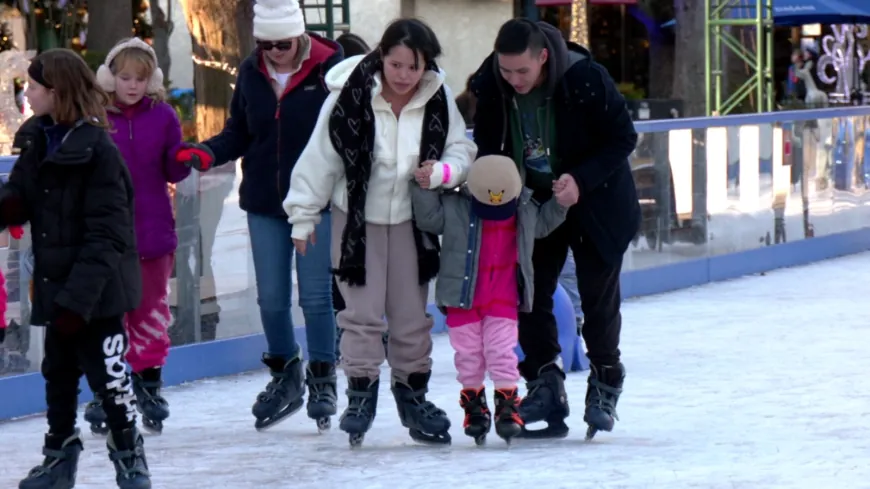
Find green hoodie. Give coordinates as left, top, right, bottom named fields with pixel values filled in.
left=510, top=85, right=560, bottom=195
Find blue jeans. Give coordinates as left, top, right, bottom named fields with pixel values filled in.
left=558, top=249, right=584, bottom=319
left=247, top=211, right=336, bottom=363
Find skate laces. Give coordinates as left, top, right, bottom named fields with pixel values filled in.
left=344, top=388, right=375, bottom=417
left=460, top=390, right=489, bottom=428
left=307, top=374, right=337, bottom=402
left=409, top=388, right=445, bottom=419
left=496, top=389, right=523, bottom=425
left=109, top=445, right=150, bottom=479
left=257, top=372, right=289, bottom=403
left=588, top=377, right=622, bottom=419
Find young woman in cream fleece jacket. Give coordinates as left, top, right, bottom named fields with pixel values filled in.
left=283, top=18, right=476, bottom=446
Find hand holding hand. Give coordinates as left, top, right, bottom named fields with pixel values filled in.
left=176, top=143, right=216, bottom=172
left=554, top=174, right=580, bottom=207
left=414, top=161, right=436, bottom=189
left=292, top=232, right=316, bottom=256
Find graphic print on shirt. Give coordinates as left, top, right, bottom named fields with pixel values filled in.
left=521, top=110, right=551, bottom=176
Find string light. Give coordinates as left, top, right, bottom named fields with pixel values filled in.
left=191, top=55, right=239, bottom=77
left=570, top=0, right=589, bottom=46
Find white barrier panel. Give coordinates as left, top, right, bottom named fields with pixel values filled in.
left=668, top=128, right=694, bottom=219
left=738, top=125, right=761, bottom=212
left=706, top=127, right=729, bottom=214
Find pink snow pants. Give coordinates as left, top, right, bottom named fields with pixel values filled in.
left=446, top=313, right=520, bottom=389
left=124, top=254, right=173, bottom=373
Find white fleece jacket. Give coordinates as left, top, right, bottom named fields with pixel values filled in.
left=283, top=55, right=477, bottom=241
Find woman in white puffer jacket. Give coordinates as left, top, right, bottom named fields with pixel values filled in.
left=283, top=18, right=476, bottom=447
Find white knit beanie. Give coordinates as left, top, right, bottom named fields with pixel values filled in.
left=253, top=0, right=306, bottom=41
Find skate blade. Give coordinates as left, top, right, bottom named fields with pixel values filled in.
left=410, top=429, right=452, bottom=446
left=141, top=418, right=164, bottom=436
left=496, top=424, right=522, bottom=444
left=348, top=432, right=365, bottom=448
left=516, top=421, right=569, bottom=440
left=316, top=417, right=332, bottom=433
left=254, top=400, right=304, bottom=432
left=89, top=424, right=110, bottom=436
left=473, top=434, right=487, bottom=446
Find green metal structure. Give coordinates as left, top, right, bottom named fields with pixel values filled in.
left=302, top=0, right=350, bottom=39
left=704, top=0, right=774, bottom=115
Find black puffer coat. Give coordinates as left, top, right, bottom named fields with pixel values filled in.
left=0, top=116, right=141, bottom=325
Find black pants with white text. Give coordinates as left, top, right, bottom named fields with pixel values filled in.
left=42, top=315, right=137, bottom=436
left=518, top=221, right=623, bottom=377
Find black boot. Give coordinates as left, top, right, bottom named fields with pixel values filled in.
left=340, top=376, right=379, bottom=447
left=305, top=361, right=338, bottom=432
left=132, top=368, right=169, bottom=435
left=251, top=352, right=305, bottom=431
left=493, top=387, right=523, bottom=443
left=84, top=395, right=108, bottom=436
left=19, top=430, right=83, bottom=489
left=391, top=371, right=451, bottom=445
left=584, top=362, right=625, bottom=440
left=517, top=361, right=570, bottom=439
left=459, top=387, right=491, bottom=445
left=107, top=427, right=151, bottom=489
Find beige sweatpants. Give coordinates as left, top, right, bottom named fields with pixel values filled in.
left=331, top=208, right=433, bottom=383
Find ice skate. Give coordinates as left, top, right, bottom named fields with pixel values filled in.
left=517, top=361, right=570, bottom=439
left=84, top=396, right=109, bottom=436
left=107, top=427, right=151, bottom=489
left=19, top=429, right=83, bottom=489
left=132, top=368, right=169, bottom=435
left=459, top=387, right=491, bottom=446
left=252, top=352, right=305, bottom=431
left=391, top=371, right=452, bottom=445
left=305, top=361, right=338, bottom=432
left=494, top=387, right=523, bottom=444
left=339, top=377, right=379, bottom=448
left=584, top=362, right=625, bottom=441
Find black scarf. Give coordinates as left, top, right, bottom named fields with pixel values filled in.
left=329, top=51, right=447, bottom=286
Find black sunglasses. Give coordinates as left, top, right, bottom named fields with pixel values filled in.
left=257, top=40, right=294, bottom=51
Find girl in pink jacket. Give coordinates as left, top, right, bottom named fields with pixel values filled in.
left=411, top=155, right=567, bottom=445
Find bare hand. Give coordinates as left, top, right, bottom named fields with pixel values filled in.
left=414, top=161, right=436, bottom=189
left=554, top=174, right=580, bottom=207
left=292, top=232, right=316, bottom=255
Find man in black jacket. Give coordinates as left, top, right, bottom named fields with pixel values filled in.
left=470, top=19, right=640, bottom=440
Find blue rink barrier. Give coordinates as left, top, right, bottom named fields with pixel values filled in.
left=4, top=105, right=870, bottom=422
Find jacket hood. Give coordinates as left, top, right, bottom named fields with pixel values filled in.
left=325, top=54, right=447, bottom=106
left=471, top=21, right=591, bottom=99
left=238, top=32, right=342, bottom=77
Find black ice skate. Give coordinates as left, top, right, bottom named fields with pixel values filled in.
left=306, top=361, right=338, bottom=432
left=391, top=371, right=452, bottom=445
left=132, top=368, right=169, bottom=435
left=583, top=362, right=625, bottom=441
left=107, top=427, right=151, bottom=489
left=459, top=387, right=491, bottom=446
left=19, top=429, right=83, bottom=489
left=252, top=352, right=305, bottom=431
left=494, top=387, right=523, bottom=444
left=84, top=395, right=109, bottom=436
left=517, top=361, right=570, bottom=439
left=339, top=376, right=379, bottom=448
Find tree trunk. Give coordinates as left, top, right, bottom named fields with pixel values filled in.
left=648, top=36, right=675, bottom=99
left=672, top=0, right=706, bottom=116
left=149, top=0, right=172, bottom=87
left=179, top=0, right=254, bottom=141
left=87, top=0, right=133, bottom=55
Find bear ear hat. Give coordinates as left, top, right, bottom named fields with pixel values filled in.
left=95, top=37, right=164, bottom=94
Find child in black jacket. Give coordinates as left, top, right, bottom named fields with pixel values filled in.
left=0, top=49, right=150, bottom=489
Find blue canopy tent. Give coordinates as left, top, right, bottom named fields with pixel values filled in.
left=664, top=0, right=870, bottom=28
left=772, top=0, right=870, bottom=26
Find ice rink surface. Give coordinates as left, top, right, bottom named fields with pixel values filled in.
left=3, top=253, right=870, bottom=488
